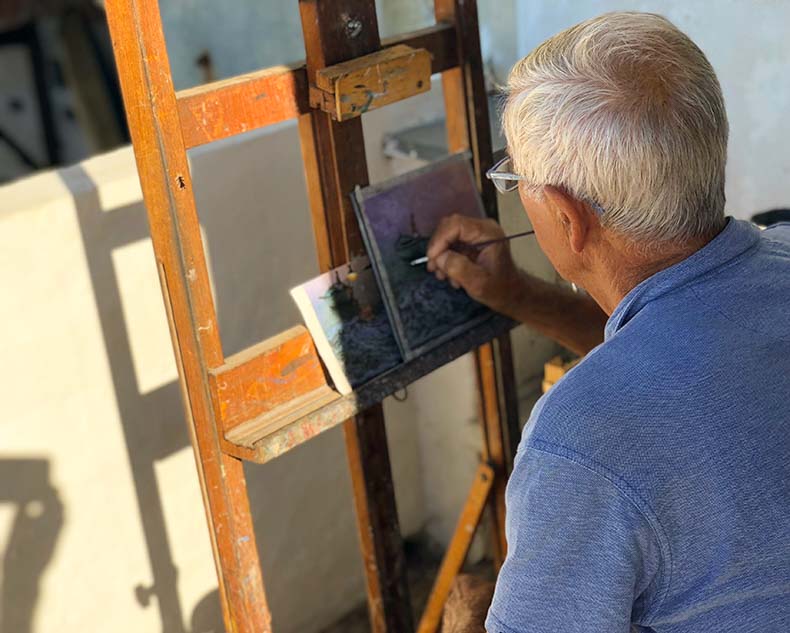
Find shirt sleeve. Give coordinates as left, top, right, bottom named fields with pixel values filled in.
left=485, top=445, right=662, bottom=633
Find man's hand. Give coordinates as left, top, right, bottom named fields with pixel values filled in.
left=426, top=214, right=524, bottom=316
left=426, top=214, right=608, bottom=356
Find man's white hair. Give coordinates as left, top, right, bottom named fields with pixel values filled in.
left=503, top=12, right=728, bottom=243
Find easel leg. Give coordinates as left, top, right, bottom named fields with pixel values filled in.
left=345, top=407, right=414, bottom=633
left=475, top=344, right=509, bottom=567
left=417, top=462, right=494, bottom=633
left=104, top=0, right=275, bottom=626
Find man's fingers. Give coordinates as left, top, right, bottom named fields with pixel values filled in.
left=427, top=215, right=465, bottom=261
left=435, top=251, right=489, bottom=299
left=427, top=215, right=504, bottom=262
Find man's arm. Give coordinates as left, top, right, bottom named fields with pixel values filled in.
left=426, top=215, right=607, bottom=356
left=506, top=271, right=607, bottom=357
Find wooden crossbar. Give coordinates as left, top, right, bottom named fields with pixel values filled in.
left=176, top=23, right=458, bottom=149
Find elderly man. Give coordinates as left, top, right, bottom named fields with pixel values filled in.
left=427, top=12, right=790, bottom=633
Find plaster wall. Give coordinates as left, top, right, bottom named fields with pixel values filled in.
left=510, top=0, right=790, bottom=221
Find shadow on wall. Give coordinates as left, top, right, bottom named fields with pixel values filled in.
left=51, top=127, right=358, bottom=632
left=0, top=459, right=63, bottom=633
left=62, top=163, right=223, bottom=633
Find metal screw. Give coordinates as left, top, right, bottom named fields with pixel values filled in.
left=345, top=17, right=363, bottom=38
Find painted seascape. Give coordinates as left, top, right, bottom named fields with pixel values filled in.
left=354, top=155, right=491, bottom=358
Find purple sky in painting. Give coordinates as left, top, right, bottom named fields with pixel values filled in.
left=363, top=159, right=484, bottom=257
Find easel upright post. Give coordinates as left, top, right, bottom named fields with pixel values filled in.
left=298, top=2, right=413, bottom=631
left=104, top=0, right=271, bottom=631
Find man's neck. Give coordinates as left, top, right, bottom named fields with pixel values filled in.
left=581, top=229, right=720, bottom=315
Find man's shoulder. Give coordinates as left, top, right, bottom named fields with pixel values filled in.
left=762, top=221, right=790, bottom=246
left=687, top=222, right=790, bottom=341
left=523, top=340, right=651, bottom=456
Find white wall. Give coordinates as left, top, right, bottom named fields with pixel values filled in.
left=509, top=0, right=790, bottom=220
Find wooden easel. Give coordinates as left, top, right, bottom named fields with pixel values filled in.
left=104, top=1, right=520, bottom=631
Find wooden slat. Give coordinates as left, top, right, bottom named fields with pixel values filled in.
left=417, top=463, right=494, bottom=633
left=435, top=0, right=496, bottom=215
left=297, top=2, right=413, bottom=632
left=475, top=342, right=508, bottom=565
left=223, top=315, right=516, bottom=462
left=176, top=22, right=458, bottom=149
left=104, top=1, right=270, bottom=631
left=225, top=385, right=339, bottom=446
left=208, top=325, right=327, bottom=432
left=345, top=408, right=412, bottom=632
left=381, top=22, right=458, bottom=74
left=177, top=63, right=308, bottom=150
left=493, top=334, right=521, bottom=473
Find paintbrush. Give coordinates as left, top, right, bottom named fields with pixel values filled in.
left=409, top=229, right=535, bottom=266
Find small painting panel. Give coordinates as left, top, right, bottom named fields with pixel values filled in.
left=353, top=153, right=492, bottom=359
left=290, top=256, right=402, bottom=394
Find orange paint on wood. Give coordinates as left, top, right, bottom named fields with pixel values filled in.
left=175, top=24, right=458, bottom=150
left=177, top=64, right=308, bottom=149
left=209, top=326, right=328, bottom=432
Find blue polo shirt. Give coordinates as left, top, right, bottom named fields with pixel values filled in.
left=487, top=219, right=790, bottom=633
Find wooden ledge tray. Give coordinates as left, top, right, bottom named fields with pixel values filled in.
left=223, top=314, right=517, bottom=463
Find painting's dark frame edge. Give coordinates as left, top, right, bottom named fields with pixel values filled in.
left=351, top=186, right=412, bottom=360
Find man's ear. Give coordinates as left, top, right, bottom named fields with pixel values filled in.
left=543, top=186, right=593, bottom=254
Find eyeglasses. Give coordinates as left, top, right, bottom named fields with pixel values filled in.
left=486, top=156, right=525, bottom=194
left=485, top=155, right=606, bottom=215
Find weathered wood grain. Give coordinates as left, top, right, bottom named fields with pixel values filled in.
left=312, top=44, right=431, bottom=121
left=176, top=23, right=458, bottom=149
left=225, top=385, right=339, bottom=446
left=104, top=0, right=270, bottom=630
left=208, top=326, right=327, bottom=433
left=177, top=63, right=308, bottom=149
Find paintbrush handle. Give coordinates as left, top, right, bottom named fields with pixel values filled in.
left=410, top=229, right=535, bottom=266
left=468, top=229, right=535, bottom=250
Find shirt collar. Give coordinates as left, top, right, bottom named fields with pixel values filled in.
left=605, top=218, right=761, bottom=339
